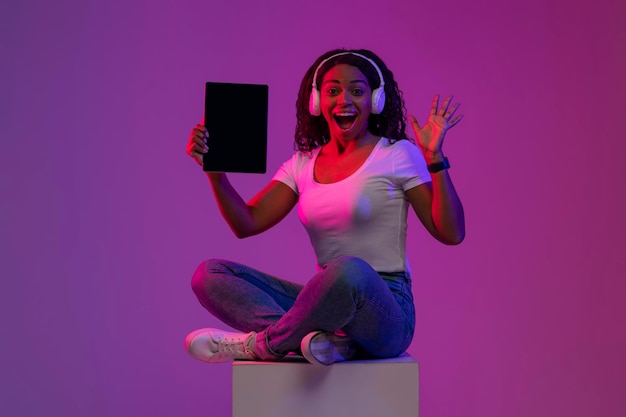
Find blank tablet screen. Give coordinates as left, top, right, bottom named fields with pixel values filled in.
left=203, top=82, right=268, bottom=173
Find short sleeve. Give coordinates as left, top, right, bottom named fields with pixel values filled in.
left=271, top=152, right=303, bottom=196
left=392, top=140, right=432, bottom=191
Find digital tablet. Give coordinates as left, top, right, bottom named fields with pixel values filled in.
left=203, top=82, right=268, bottom=173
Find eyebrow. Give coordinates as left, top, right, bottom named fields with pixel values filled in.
left=322, top=79, right=368, bottom=86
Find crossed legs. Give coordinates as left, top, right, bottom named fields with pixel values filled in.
left=189, top=256, right=415, bottom=362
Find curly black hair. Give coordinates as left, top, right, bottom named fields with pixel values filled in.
left=294, top=48, right=410, bottom=152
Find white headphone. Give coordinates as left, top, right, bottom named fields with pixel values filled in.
left=308, top=51, right=386, bottom=116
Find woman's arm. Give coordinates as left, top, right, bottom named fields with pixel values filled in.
left=407, top=95, right=465, bottom=245
left=405, top=172, right=465, bottom=245
left=207, top=174, right=298, bottom=238
left=187, top=123, right=298, bottom=238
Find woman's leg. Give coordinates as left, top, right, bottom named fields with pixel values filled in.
left=263, top=256, right=415, bottom=359
left=191, top=259, right=303, bottom=333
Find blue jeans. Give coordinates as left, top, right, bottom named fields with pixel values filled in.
left=191, top=256, right=415, bottom=359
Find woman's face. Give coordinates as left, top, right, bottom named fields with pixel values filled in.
left=319, top=64, right=372, bottom=142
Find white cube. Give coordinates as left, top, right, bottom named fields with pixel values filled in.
left=232, top=354, right=419, bottom=417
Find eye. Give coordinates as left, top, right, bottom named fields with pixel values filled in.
left=325, top=87, right=340, bottom=95
left=352, top=88, right=365, bottom=96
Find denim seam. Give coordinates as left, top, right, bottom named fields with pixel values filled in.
left=264, top=328, right=284, bottom=358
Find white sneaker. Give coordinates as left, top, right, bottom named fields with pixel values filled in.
left=300, top=331, right=356, bottom=366
left=185, top=328, right=259, bottom=363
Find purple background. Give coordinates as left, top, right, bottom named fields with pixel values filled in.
left=3, top=0, right=625, bottom=416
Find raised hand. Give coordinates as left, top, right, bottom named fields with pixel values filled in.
left=409, top=95, right=463, bottom=156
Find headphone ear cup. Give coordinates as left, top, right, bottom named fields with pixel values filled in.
left=371, top=88, right=385, bottom=114
left=309, top=88, right=321, bottom=116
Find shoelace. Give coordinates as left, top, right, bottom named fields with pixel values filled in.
left=218, top=334, right=254, bottom=356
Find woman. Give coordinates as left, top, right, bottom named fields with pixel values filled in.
left=184, top=48, right=464, bottom=366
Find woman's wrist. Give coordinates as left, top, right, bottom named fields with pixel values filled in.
left=427, top=157, right=450, bottom=173
left=207, top=172, right=227, bottom=183
left=421, top=149, right=445, bottom=165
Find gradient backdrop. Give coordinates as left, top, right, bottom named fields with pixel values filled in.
left=2, top=0, right=625, bottom=416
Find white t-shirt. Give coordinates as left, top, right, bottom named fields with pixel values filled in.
left=273, top=137, right=431, bottom=273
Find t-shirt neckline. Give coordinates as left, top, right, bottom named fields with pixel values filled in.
left=311, top=136, right=385, bottom=185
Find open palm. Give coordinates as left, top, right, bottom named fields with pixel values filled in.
left=410, top=95, right=463, bottom=155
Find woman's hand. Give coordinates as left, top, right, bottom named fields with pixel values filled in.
left=186, top=122, right=209, bottom=166
left=409, top=95, right=463, bottom=158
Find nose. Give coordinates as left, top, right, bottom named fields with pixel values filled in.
left=338, top=91, right=352, bottom=106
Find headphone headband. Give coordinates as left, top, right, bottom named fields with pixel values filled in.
left=311, top=51, right=385, bottom=92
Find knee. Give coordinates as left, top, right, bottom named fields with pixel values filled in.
left=190, top=258, right=230, bottom=295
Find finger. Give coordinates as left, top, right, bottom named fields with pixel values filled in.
left=448, top=114, right=464, bottom=128
left=192, top=132, right=207, bottom=145
left=192, top=127, right=204, bottom=138
left=192, top=126, right=209, bottom=144
left=186, top=140, right=200, bottom=154
left=430, top=95, right=439, bottom=115
left=189, top=145, right=205, bottom=161
left=187, top=136, right=208, bottom=154
left=196, top=141, right=209, bottom=152
left=439, top=95, right=452, bottom=115
left=190, top=141, right=206, bottom=152
left=445, top=102, right=461, bottom=120
left=409, top=114, right=421, bottom=130
left=192, top=142, right=209, bottom=156
left=193, top=124, right=208, bottom=134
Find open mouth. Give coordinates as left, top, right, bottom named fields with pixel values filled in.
left=333, top=114, right=357, bottom=130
